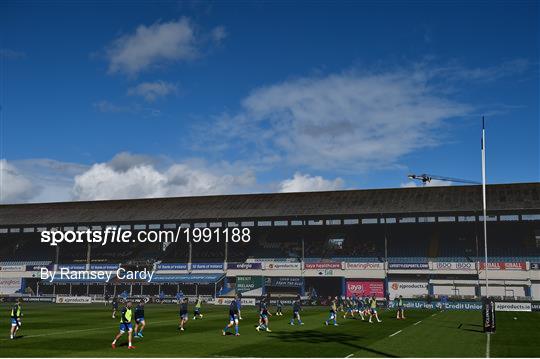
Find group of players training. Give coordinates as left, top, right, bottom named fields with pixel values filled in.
left=107, top=293, right=406, bottom=350
left=110, top=295, right=203, bottom=349
left=8, top=294, right=406, bottom=348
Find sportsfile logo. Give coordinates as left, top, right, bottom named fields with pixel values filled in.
left=40, top=227, right=251, bottom=246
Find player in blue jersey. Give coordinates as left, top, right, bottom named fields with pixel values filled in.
left=363, top=296, right=371, bottom=317
left=178, top=298, right=189, bottom=332
left=290, top=297, right=304, bottom=325
left=356, top=296, right=366, bottom=321
left=256, top=297, right=272, bottom=332
left=134, top=299, right=145, bottom=338
left=343, top=297, right=355, bottom=319
left=324, top=297, right=338, bottom=326
left=222, top=295, right=240, bottom=336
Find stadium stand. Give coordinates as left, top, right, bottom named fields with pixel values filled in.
left=0, top=183, right=539, bottom=301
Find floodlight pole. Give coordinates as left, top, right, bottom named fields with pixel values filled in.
left=481, top=117, right=489, bottom=297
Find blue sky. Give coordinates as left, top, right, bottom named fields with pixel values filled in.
left=0, top=0, right=538, bottom=203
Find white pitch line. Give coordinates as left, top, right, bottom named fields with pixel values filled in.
left=345, top=354, right=354, bottom=358
left=389, top=329, right=402, bottom=337
left=486, top=333, right=491, bottom=358
left=413, top=320, right=422, bottom=326
left=0, top=319, right=177, bottom=341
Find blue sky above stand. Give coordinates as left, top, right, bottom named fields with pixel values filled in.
left=0, top=0, right=538, bottom=203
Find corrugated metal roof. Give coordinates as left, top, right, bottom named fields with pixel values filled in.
left=0, top=183, right=538, bottom=227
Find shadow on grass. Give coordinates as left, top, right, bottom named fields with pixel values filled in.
left=271, top=329, right=398, bottom=358
left=459, top=323, right=484, bottom=333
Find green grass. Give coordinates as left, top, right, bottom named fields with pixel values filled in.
left=1, top=303, right=539, bottom=357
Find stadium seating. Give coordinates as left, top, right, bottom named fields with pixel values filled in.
left=0, top=218, right=538, bottom=266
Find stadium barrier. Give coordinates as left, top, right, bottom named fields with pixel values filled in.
left=387, top=300, right=482, bottom=310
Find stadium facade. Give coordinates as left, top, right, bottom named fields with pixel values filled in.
left=1, top=182, right=540, bottom=303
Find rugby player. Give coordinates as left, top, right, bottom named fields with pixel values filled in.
left=290, top=297, right=304, bottom=325
left=222, top=295, right=240, bottom=336
left=324, top=297, right=338, bottom=326
left=9, top=298, right=22, bottom=340
left=356, top=296, right=365, bottom=321
left=256, top=297, right=272, bottom=332
left=178, top=298, right=189, bottom=331
left=134, top=299, right=145, bottom=338
left=396, top=295, right=406, bottom=320
left=275, top=296, right=283, bottom=316
left=368, top=295, right=382, bottom=323
left=343, top=297, right=355, bottom=319
left=193, top=296, right=203, bottom=320
left=112, top=301, right=135, bottom=349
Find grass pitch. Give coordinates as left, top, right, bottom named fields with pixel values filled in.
left=1, top=302, right=539, bottom=357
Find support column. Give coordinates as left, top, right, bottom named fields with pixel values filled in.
left=86, top=243, right=91, bottom=270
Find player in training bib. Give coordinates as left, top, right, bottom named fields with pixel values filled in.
left=112, top=301, right=135, bottom=349
left=178, top=298, right=189, bottom=331
left=368, top=295, right=382, bottom=323
left=324, top=297, right=338, bottom=326
left=256, top=297, right=272, bottom=332
left=193, top=296, right=203, bottom=320
left=290, top=297, right=304, bottom=325
left=134, top=299, right=145, bottom=338
left=9, top=298, right=23, bottom=340
left=222, top=295, right=240, bottom=336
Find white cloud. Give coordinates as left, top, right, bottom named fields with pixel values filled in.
left=106, top=17, right=198, bottom=75
left=432, top=59, right=532, bottom=83
left=206, top=68, right=471, bottom=172
left=127, top=81, right=178, bottom=102
left=72, top=154, right=257, bottom=201
left=0, top=159, right=88, bottom=204
left=401, top=179, right=452, bottom=188
left=0, top=159, right=37, bottom=203
left=0, top=154, right=260, bottom=203
left=279, top=172, right=344, bottom=193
